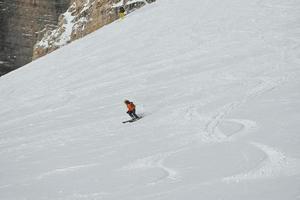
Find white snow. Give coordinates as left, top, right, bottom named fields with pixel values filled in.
left=223, top=142, right=300, bottom=182
left=1, top=0, right=300, bottom=199
left=55, top=9, right=76, bottom=46
left=112, top=0, right=148, bottom=8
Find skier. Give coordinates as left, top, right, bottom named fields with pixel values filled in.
left=124, top=100, right=139, bottom=120
left=119, top=7, right=126, bottom=19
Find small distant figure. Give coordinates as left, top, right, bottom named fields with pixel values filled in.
left=119, top=7, right=126, bottom=19
left=124, top=100, right=139, bottom=120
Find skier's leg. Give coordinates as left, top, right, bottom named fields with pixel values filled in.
left=128, top=111, right=135, bottom=119
left=132, top=109, right=139, bottom=119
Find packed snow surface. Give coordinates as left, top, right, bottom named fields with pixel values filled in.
left=0, top=0, right=300, bottom=199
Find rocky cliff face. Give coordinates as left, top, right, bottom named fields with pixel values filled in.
left=33, top=0, right=156, bottom=60
left=0, top=0, right=70, bottom=76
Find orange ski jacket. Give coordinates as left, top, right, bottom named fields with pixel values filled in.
left=126, top=102, right=135, bottom=111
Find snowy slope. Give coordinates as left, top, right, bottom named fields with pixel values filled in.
left=1, top=0, right=300, bottom=199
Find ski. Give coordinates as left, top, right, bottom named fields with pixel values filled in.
left=122, top=117, right=142, bottom=124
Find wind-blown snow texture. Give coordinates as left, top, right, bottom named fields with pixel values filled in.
left=0, top=0, right=300, bottom=199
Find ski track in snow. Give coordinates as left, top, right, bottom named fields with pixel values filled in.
left=121, top=151, right=181, bottom=185
left=202, top=102, right=242, bottom=143
left=183, top=101, right=257, bottom=144
left=0, top=184, right=12, bottom=189
left=223, top=142, right=300, bottom=182
left=211, top=76, right=300, bottom=182
left=37, top=163, right=100, bottom=179
left=245, top=76, right=285, bottom=98
left=182, top=75, right=283, bottom=144
left=186, top=74, right=298, bottom=183
left=56, top=191, right=110, bottom=200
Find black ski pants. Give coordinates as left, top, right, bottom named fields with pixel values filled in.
left=127, top=109, right=139, bottom=119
